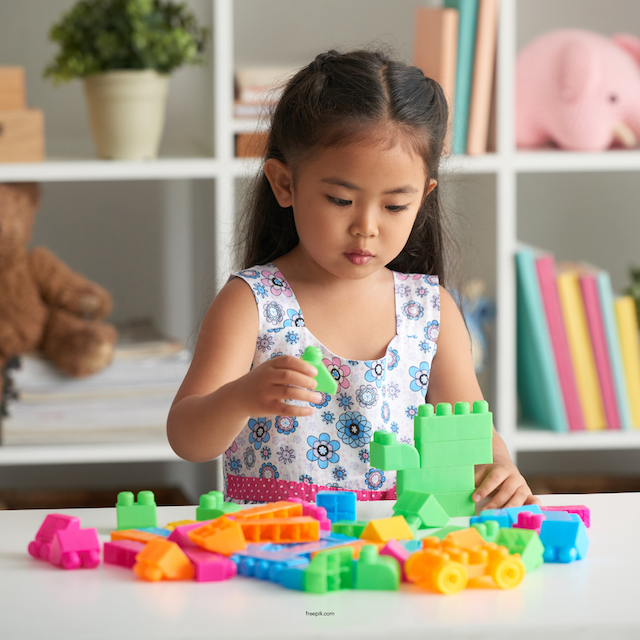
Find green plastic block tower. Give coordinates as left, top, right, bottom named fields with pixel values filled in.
left=353, top=545, right=400, bottom=590
left=393, top=491, right=450, bottom=528
left=304, top=546, right=353, bottom=593
left=370, top=431, right=420, bottom=470
left=116, top=490, right=158, bottom=530
left=301, top=346, right=338, bottom=395
left=496, top=527, right=544, bottom=573
left=196, top=490, right=242, bottom=521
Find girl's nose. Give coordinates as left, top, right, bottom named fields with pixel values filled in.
left=351, top=208, right=378, bottom=238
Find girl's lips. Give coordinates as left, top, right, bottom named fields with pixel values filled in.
left=345, top=251, right=373, bottom=265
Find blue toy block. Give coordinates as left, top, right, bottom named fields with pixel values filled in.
left=136, top=527, right=170, bottom=537
left=502, top=504, right=544, bottom=526
left=316, top=491, right=357, bottom=524
left=539, top=511, right=589, bottom=563
left=471, top=509, right=511, bottom=529
left=233, top=555, right=309, bottom=582
left=278, top=564, right=308, bottom=590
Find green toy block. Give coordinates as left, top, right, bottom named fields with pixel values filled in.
left=496, top=527, right=544, bottom=573
left=429, top=490, right=475, bottom=517
left=304, top=546, right=353, bottom=593
left=414, top=401, right=493, bottom=443
left=415, top=437, right=493, bottom=469
left=196, top=490, right=242, bottom=521
left=116, top=490, right=157, bottom=530
left=428, top=525, right=468, bottom=540
left=331, top=520, right=368, bottom=538
left=472, top=520, right=500, bottom=543
left=393, top=491, right=450, bottom=528
left=353, top=545, right=400, bottom=590
left=396, top=466, right=475, bottom=495
left=301, top=346, right=338, bottom=395
left=370, top=430, right=420, bottom=471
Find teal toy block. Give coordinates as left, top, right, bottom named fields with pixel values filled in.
left=301, top=346, right=338, bottom=395
left=396, top=465, right=475, bottom=495
left=353, top=545, right=400, bottom=590
left=304, top=546, right=353, bottom=593
left=414, top=401, right=493, bottom=443
left=496, top=527, right=544, bottom=573
left=116, top=490, right=157, bottom=531
left=393, top=491, right=450, bottom=528
left=370, top=430, right=420, bottom=471
left=196, top=490, right=242, bottom=521
left=331, top=521, right=368, bottom=538
left=471, top=520, right=501, bottom=543
left=416, top=437, right=493, bottom=469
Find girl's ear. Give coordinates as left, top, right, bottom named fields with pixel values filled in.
left=426, top=178, right=437, bottom=196
left=264, top=159, right=294, bottom=208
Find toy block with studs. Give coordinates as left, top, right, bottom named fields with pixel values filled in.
left=28, top=514, right=81, bottom=561
left=189, top=517, right=247, bottom=555
left=539, top=511, right=589, bottom=563
left=230, top=501, right=303, bottom=521
left=182, top=546, right=238, bottom=582
left=49, top=525, right=101, bottom=570
left=496, top=528, right=545, bottom=573
left=116, top=490, right=157, bottom=530
left=196, top=491, right=242, bottom=521
left=370, top=430, right=420, bottom=470
left=353, top=544, right=401, bottom=590
left=360, top=516, right=414, bottom=543
left=304, top=546, right=354, bottom=593
left=331, top=520, right=369, bottom=538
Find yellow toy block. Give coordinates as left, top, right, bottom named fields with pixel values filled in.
left=166, top=519, right=196, bottom=531
left=188, top=517, right=247, bottom=555
left=110, top=529, right=162, bottom=544
left=360, top=516, right=414, bottom=543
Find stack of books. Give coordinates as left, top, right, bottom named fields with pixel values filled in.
left=516, top=247, right=640, bottom=433
left=413, top=0, right=499, bottom=155
left=0, top=319, right=191, bottom=446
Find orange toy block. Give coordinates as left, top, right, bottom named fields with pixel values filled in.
left=133, top=538, right=195, bottom=582
left=231, top=501, right=303, bottom=520
left=111, top=529, right=163, bottom=544
left=360, top=516, right=414, bottom=543
left=240, top=516, right=320, bottom=543
left=188, top=517, right=247, bottom=555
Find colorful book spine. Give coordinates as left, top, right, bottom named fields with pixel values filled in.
left=466, top=0, right=499, bottom=155
left=515, top=249, right=568, bottom=432
left=597, top=272, right=633, bottom=430
left=556, top=267, right=606, bottom=430
left=615, top=296, right=640, bottom=427
left=444, top=0, right=479, bottom=155
left=535, top=254, right=584, bottom=431
left=580, top=273, right=620, bottom=429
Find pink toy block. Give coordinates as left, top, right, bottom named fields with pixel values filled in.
left=290, top=497, right=332, bottom=531
left=183, top=547, right=238, bottom=582
left=168, top=520, right=214, bottom=548
left=513, top=511, right=546, bottom=536
left=541, top=505, right=590, bottom=528
left=49, top=526, right=101, bottom=570
left=104, top=539, right=146, bottom=568
left=28, top=514, right=80, bottom=561
left=379, top=540, right=411, bottom=582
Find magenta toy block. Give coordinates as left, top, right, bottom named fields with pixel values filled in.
left=104, top=539, right=146, bottom=568
left=316, top=491, right=357, bottom=524
left=290, top=497, right=332, bottom=531
left=28, top=514, right=80, bottom=561
left=183, top=547, right=237, bottom=582
left=513, top=511, right=545, bottom=535
left=542, top=505, right=590, bottom=528
left=168, top=520, right=214, bottom=548
left=49, top=526, right=101, bottom=570
left=379, top=539, right=411, bottom=582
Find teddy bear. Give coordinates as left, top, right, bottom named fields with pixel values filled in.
left=0, top=182, right=117, bottom=378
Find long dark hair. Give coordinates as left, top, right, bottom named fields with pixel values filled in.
left=239, top=49, right=453, bottom=284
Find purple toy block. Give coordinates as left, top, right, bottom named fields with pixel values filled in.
left=183, top=547, right=237, bottom=582
left=168, top=520, right=214, bottom=548
left=513, top=511, right=545, bottom=535
left=542, top=505, right=590, bottom=528
left=104, top=539, right=146, bottom=568
left=290, top=497, right=332, bottom=531
left=28, top=514, right=80, bottom=561
left=49, top=526, right=101, bottom=570
left=379, top=539, right=411, bottom=582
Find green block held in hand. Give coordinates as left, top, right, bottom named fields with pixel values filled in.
left=301, top=346, right=338, bottom=395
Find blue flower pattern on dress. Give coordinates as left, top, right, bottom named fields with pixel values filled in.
left=222, top=263, right=439, bottom=498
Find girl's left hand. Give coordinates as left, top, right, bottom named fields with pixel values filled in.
left=473, top=462, right=541, bottom=510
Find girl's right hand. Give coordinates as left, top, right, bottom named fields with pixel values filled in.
left=234, top=355, right=322, bottom=417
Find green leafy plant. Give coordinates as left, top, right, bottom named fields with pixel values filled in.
left=44, top=0, right=208, bottom=84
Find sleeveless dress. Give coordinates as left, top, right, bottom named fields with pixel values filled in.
left=223, top=262, right=440, bottom=503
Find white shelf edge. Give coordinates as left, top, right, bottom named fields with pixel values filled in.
left=513, top=428, right=640, bottom=452
left=514, top=149, right=640, bottom=173
left=232, top=118, right=269, bottom=134
left=0, top=441, right=178, bottom=466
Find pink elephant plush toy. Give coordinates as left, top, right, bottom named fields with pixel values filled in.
left=516, top=29, right=640, bottom=151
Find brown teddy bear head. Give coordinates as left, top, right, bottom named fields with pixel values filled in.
left=0, top=183, right=41, bottom=257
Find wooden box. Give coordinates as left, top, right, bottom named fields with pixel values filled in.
left=0, top=67, right=26, bottom=111
left=0, top=110, right=45, bottom=162
left=235, top=132, right=268, bottom=158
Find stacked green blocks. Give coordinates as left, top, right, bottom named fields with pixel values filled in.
left=371, top=401, right=493, bottom=518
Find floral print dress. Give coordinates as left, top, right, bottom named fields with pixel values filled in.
left=223, top=263, right=440, bottom=503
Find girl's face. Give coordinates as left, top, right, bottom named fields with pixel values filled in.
left=265, top=135, right=436, bottom=281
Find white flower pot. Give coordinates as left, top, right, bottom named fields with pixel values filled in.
left=83, top=70, right=170, bottom=160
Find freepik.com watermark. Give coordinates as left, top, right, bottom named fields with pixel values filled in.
left=306, top=610, right=335, bottom=617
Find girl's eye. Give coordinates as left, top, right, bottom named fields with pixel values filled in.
left=328, top=196, right=351, bottom=206
left=386, top=205, right=409, bottom=213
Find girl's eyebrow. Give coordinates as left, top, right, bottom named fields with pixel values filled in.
left=320, top=177, right=419, bottom=195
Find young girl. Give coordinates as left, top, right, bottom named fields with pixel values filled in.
left=168, top=49, right=539, bottom=510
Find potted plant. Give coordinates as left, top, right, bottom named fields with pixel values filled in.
left=44, top=0, right=208, bottom=160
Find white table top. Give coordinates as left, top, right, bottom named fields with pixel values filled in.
left=0, top=493, right=636, bottom=640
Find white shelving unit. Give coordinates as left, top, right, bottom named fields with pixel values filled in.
left=2, top=0, right=640, bottom=471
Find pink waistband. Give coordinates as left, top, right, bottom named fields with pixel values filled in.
left=226, top=475, right=397, bottom=503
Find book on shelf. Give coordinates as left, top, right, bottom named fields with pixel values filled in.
left=444, top=0, right=479, bottom=155
left=535, top=252, right=584, bottom=431
left=615, top=296, right=640, bottom=427
left=556, top=265, right=607, bottom=430
left=515, top=247, right=568, bottom=432
left=466, top=0, right=499, bottom=155
left=233, top=66, right=297, bottom=120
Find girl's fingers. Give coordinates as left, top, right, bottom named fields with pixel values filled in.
left=272, top=368, right=319, bottom=390
left=473, top=468, right=507, bottom=503
left=482, top=476, right=521, bottom=510
left=502, top=485, right=531, bottom=508
left=272, top=355, right=318, bottom=378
